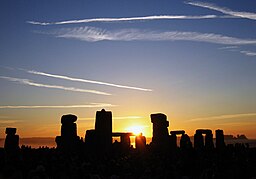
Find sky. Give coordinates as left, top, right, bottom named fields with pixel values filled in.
left=0, top=0, right=256, bottom=139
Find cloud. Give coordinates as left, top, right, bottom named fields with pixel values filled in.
left=50, top=26, right=256, bottom=45
left=27, top=15, right=218, bottom=25
left=0, top=120, right=23, bottom=124
left=240, top=50, right=256, bottom=56
left=25, top=69, right=152, bottom=92
left=0, top=103, right=115, bottom=109
left=185, top=1, right=256, bottom=20
left=0, top=76, right=111, bottom=95
left=219, top=46, right=238, bottom=50
left=189, top=113, right=256, bottom=122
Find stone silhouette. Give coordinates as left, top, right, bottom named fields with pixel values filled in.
left=215, top=129, right=226, bottom=150
left=135, top=133, right=146, bottom=151
left=4, top=127, right=19, bottom=153
left=55, top=114, right=80, bottom=152
left=112, top=132, right=134, bottom=151
left=85, top=109, right=113, bottom=153
left=151, top=113, right=169, bottom=150
left=95, top=109, right=112, bottom=150
left=194, top=129, right=214, bottom=150
left=170, top=130, right=185, bottom=148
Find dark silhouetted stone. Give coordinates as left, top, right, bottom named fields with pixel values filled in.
left=205, top=130, right=214, bottom=150
left=170, top=130, right=185, bottom=135
left=55, top=114, right=79, bottom=152
left=180, top=134, right=192, bottom=149
left=4, top=127, right=19, bottom=153
left=170, top=130, right=191, bottom=149
left=5, top=128, right=16, bottom=135
left=194, top=129, right=214, bottom=150
left=112, top=132, right=133, bottom=150
left=95, top=109, right=112, bottom=150
left=194, top=130, right=204, bottom=150
left=135, top=133, right=146, bottom=151
left=151, top=113, right=169, bottom=150
left=216, top=129, right=225, bottom=150
left=61, top=114, right=77, bottom=124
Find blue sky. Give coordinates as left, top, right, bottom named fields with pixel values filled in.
left=0, top=0, right=256, bottom=138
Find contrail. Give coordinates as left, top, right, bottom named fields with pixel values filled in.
left=0, top=103, right=115, bottom=109
left=185, top=1, right=256, bottom=20
left=0, top=76, right=111, bottom=95
left=240, top=50, right=256, bottom=56
left=27, top=15, right=218, bottom=25
left=26, top=70, right=153, bottom=92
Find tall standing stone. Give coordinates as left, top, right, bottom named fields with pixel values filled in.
left=151, top=113, right=169, bottom=150
left=4, top=128, right=19, bottom=153
left=194, top=130, right=204, bottom=150
left=135, top=133, right=146, bottom=151
left=216, top=129, right=225, bottom=149
left=95, top=109, right=112, bottom=151
left=55, top=114, right=79, bottom=151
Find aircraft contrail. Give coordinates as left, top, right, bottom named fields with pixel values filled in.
left=27, top=15, right=217, bottom=25
left=0, top=103, right=115, bottom=109
left=26, top=70, right=153, bottom=92
left=0, top=76, right=111, bottom=95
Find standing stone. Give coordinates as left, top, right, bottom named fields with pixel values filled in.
left=205, top=130, right=214, bottom=150
left=151, top=113, right=169, bottom=150
left=135, top=133, right=146, bottom=151
left=170, top=130, right=186, bottom=149
left=4, top=128, right=19, bottom=153
left=180, top=134, right=192, bottom=149
left=216, top=129, right=225, bottom=149
left=95, top=109, right=112, bottom=151
left=56, top=114, right=79, bottom=151
left=194, top=130, right=204, bottom=150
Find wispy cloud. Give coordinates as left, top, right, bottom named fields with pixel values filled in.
left=0, top=120, right=23, bottom=124
left=219, top=46, right=238, bottom=50
left=0, top=76, right=111, bottom=95
left=185, top=1, right=256, bottom=20
left=240, top=50, right=256, bottom=56
left=50, top=26, right=256, bottom=45
left=27, top=15, right=218, bottom=25
left=0, top=103, right=115, bottom=109
left=189, top=113, right=256, bottom=122
left=25, top=69, right=152, bottom=92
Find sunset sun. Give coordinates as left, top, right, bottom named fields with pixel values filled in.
left=126, top=126, right=145, bottom=136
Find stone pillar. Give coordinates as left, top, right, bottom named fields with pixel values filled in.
left=170, top=134, right=177, bottom=149
left=121, top=134, right=131, bottom=149
left=194, top=130, right=204, bottom=150
left=135, top=133, right=146, bottom=151
left=216, top=129, right=225, bottom=149
left=180, top=134, right=192, bottom=149
left=56, top=114, right=79, bottom=151
left=170, top=130, right=185, bottom=149
left=151, top=113, right=169, bottom=149
left=4, top=128, right=19, bottom=153
left=205, top=130, right=214, bottom=150
left=95, top=109, right=112, bottom=150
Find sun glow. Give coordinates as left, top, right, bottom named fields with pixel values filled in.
left=126, top=126, right=145, bottom=136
